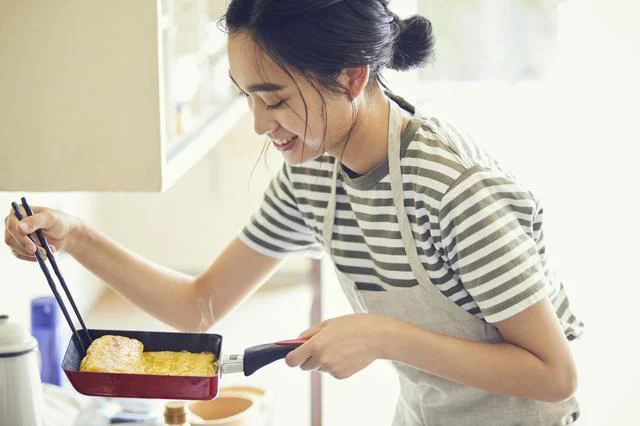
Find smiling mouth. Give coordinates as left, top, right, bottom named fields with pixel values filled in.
left=272, top=136, right=298, bottom=152
left=272, top=136, right=296, bottom=146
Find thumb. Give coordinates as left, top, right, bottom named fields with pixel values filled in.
left=297, top=321, right=327, bottom=340
left=18, top=211, right=53, bottom=234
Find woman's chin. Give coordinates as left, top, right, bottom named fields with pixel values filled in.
left=279, top=143, right=324, bottom=165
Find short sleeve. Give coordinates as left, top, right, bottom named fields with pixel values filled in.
left=239, top=163, right=324, bottom=259
left=438, top=166, right=549, bottom=323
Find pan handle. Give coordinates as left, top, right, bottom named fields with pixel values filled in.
left=243, top=339, right=306, bottom=376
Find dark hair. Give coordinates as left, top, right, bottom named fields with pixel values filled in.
left=221, top=0, right=435, bottom=160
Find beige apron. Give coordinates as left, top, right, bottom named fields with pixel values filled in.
left=321, top=101, right=580, bottom=425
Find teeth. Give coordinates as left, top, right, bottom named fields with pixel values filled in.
left=273, top=136, right=295, bottom=145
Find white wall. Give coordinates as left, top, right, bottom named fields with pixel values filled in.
left=545, top=2, right=640, bottom=423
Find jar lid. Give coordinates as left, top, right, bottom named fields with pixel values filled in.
left=164, top=401, right=187, bottom=424
left=0, top=315, right=38, bottom=356
left=31, top=296, right=59, bottom=327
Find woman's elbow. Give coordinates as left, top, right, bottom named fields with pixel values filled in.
left=182, top=280, right=217, bottom=332
left=546, top=362, right=578, bottom=402
left=177, top=313, right=216, bottom=333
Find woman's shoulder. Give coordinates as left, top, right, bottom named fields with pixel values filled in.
left=409, top=112, right=519, bottom=181
left=404, top=112, right=533, bottom=205
left=410, top=114, right=480, bottom=167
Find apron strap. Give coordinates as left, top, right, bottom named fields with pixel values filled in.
left=322, top=157, right=340, bottom=250
left=387, top=102, right=434, bottom=289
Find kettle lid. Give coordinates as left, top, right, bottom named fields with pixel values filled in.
left=0, top=314, right=38, bottom=356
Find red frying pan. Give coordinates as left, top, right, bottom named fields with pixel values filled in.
left=62, top=329, right=304, bottom=400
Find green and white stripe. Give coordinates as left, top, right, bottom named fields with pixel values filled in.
left=240, top=115, right=584, bottom=340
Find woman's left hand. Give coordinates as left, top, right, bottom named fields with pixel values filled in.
left=285, top=313, right=395, bottom=379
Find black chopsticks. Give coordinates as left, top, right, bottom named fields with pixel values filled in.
left=11, top=197, right=92, bottom=356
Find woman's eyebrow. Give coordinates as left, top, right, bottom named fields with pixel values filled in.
left=228, top=72, right=285, bottom=93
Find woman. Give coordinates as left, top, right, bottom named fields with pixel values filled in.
left=4, top=0, right=583, bottom=424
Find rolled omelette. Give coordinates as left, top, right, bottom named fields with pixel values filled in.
left=79, top=335, right=216, bottom=376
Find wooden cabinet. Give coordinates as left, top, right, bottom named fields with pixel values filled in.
left=0, top=0, right=246, bottom=191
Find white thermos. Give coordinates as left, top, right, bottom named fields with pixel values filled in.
left=0, top=314, right=44, bottom=426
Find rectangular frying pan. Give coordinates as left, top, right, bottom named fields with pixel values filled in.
left=62, top=328, right=304, bottom=400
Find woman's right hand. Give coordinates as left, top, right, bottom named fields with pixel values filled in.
left=3, top=206, right=82, bottom=262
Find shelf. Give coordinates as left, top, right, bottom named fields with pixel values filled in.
left=0, top=0, right=240, bottom=192
left=163, top=95, right=248, bottom=190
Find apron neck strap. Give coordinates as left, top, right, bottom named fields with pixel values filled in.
left=387, top=100, right=404, bottom=177
left=388, top=103, right=435, bottom=288
left=323, top=156, right=340, bottom=248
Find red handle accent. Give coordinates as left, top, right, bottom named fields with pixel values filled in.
left=275, top=339, right=307, bottom=346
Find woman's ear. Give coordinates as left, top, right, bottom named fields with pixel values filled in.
left=340, top=66, right=370, bottom=100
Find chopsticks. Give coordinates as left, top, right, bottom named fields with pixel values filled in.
left=11, top=197, right=92, bottom=356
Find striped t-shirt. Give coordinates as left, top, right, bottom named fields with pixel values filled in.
left=239, top=109, right=583, bottom=340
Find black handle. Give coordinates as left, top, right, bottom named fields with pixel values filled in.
left=243, top=340, right=305, bottom=376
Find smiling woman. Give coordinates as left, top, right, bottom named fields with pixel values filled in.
left=4, top=0, right=583, bottom=425
left=222, top=0, right=433, bottom=169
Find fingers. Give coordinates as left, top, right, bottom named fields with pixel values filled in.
left=5, top=223, right=37, bottom=254
left=288, top=321, right=330, bottom=368
left=285, top=339, right=314, bottom=368
left=285, top=336, right=347, bottom=378
left=287, top=344, right=333, bottom=374
left=297, top=320, right=327, bottom=340
left=17, top=208, right=54, bottom=234
left=4, top=207, right=51, bottom=255
left=300, top=355, right=322, bottom=371
left=7, top=223, right=37, bottom=254
left=10, top=237, right=47, bottom=257
left=11, top=248, right=37, bottom=262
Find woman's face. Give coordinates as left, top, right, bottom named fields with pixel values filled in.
left=227, top=32, right=354, bottom=165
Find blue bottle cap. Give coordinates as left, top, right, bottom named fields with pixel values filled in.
left=31, top=296, right=59, bottom=327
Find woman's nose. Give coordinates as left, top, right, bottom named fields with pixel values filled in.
left=251, top=105, right=278, bottom=136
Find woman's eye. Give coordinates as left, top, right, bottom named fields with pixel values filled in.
left=266, top=99, right=286, bottom=110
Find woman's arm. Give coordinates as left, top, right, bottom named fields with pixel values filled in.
left=379, top=297, right=578, bottom=402
left=69, top=222, right=282, bottom=332
left=286, top=297, right=577, bottom=402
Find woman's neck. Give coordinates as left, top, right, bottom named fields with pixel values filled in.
left=337, top=88, right=406, bottom=175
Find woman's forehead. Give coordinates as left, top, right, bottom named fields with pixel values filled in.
left=227, top=33, right=292, bottom=89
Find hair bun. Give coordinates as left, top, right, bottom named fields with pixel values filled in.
left=391, top=15, right=435, bottom=71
